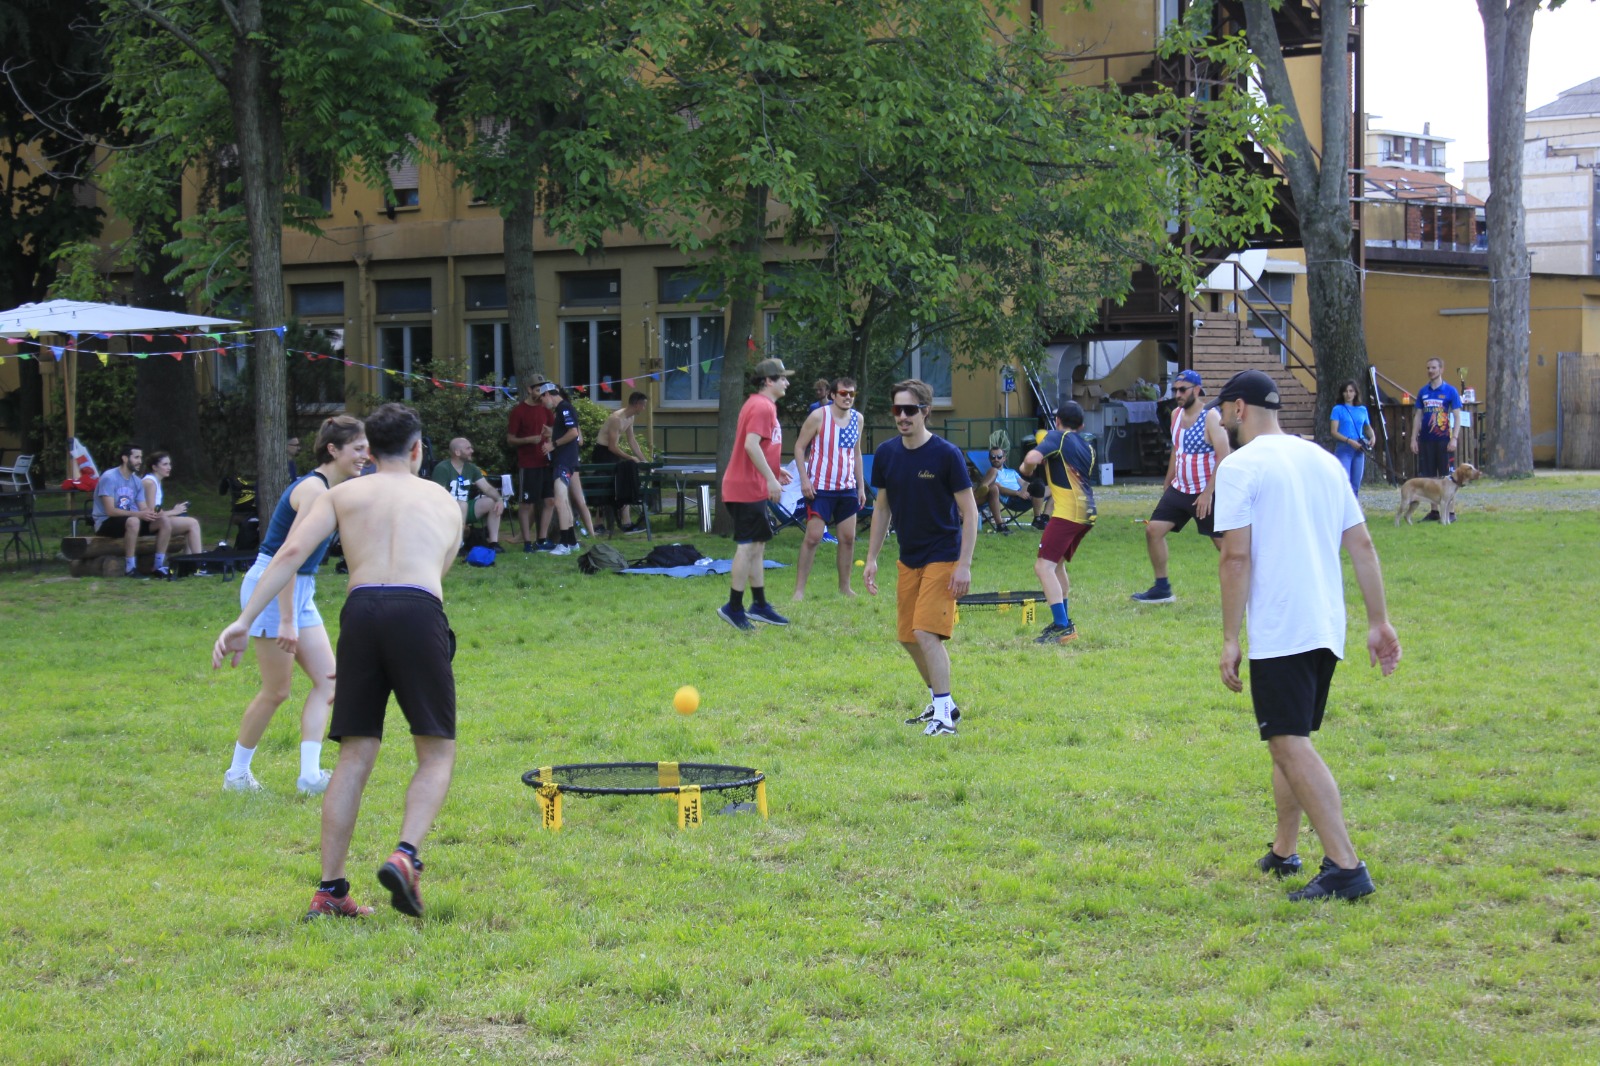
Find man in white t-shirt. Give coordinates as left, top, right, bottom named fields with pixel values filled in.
left=1211, top=370, right=1401, bottom=903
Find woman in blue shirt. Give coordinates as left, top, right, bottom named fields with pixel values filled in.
left=1330, top=380, right=1375, bottom=497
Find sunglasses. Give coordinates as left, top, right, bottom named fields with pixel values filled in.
left=1173, top=385, right=1194, bottom=394
left=833, top=389, right=856, bottom=398
left=891, top=404, right=927, bottom=417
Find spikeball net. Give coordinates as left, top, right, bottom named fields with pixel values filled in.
left=521, top=762, right=767, bottom=830
left=955, top=591, right=1040, bottom=626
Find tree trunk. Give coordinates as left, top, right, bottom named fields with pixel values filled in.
left=713, top=183, right=769, bottom=535
left=1478, top=0, right=1538, bottom=478
left=131, top=172, right=209, bottom=482
left=1243, top=0, right=1367, bottom=446
left=505, top=178, right=543, bottom=385
left=231, top=0, right=290, bottom=515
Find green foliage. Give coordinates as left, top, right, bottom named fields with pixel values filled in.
left=3, top=488, right=1600, bottom=1061
left=37, top=359, right=137, bottom=476
left=43, top=242, right=115, bottom=302
left=402, top=356, right=516, bottom=476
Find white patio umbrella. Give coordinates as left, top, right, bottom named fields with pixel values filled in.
left=0, top=300, right=242, bottom=476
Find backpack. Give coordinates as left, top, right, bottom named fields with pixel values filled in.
left=578, top=543, right=628, bottom=574
left=633, top=542, right=703, bottom=569
left=465, top=546, right=497, bottom=567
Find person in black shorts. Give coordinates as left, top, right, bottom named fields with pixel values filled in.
left=215, top=402, right=465, bottom=922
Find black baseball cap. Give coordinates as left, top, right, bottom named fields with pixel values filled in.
left=1215, top=370, right=1281, bottom=410
left=1056, top=400, right=1085, bottom=427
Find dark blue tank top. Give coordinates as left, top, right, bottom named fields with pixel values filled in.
left=260, top=471, right=333, bottom=574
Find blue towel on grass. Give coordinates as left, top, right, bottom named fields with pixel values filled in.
left=622, top=559, right=786, bottom=578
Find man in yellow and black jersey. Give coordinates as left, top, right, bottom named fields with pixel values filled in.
left=1020, top=401, right=1097, bottom=645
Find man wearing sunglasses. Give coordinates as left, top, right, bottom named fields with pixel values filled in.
left=1131, top=369, right=1230, bottom=604
left=864, top=379, right=978, bottom=737
left=792, top=376, right=867, bottom=601
left=718, top=357, right=794, bottom=631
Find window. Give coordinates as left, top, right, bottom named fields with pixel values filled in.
left=562, top=318, right=622, bottom=397
left=1245, top=275, right=1294, bottom=359
left=379, top=324, right=433, bottom=400
left=375, top=278, right=432, bottom=315
left=763, top=310, right=805, bottom=363
left=468, top=322, right=513, bottom=394
left=764, top=263, right=795, bottom=300
left=905, top=329, right=953, bottom=404
left=464, top=275, right=507, bottom=311
left=657, top=269, right=722, bottom=305
left=301, top=172, right=333, bottom=214
left=560, top=271, right=620, bottom=307
left=291, top=282, right=344, bottom=317
left=291, top=328, right=346, bottom=407
left=661, top=314, right=723, bottom=404
left=386, top=153, right=420, bottom=208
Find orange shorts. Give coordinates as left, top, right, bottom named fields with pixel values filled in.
left=896, top=560, right=958, bottom=643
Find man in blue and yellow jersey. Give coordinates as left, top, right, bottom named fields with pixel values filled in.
left=1020, top=402, right=1097, bottom=645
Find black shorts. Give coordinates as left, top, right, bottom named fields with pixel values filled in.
left=1150, top=485, right=1218, bottom=537
left=96, top=517, right=133, bottom=538
left=1249, top=648, right=1338, bottom=741
left=1417, top=438, right=1451, bottom=479
left=589, top=446, right=630, bottom=465
left=727, top=501, right=772, bottom=544
left=330, top=586, right=457, bottom=741
left=518, top=466, right=554, bottom=502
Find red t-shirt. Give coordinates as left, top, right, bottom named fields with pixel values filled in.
left=507, top=401, right=553, bottom=469
left=722, top=393, right=782, bottom=503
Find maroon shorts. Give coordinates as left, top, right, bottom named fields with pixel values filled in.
left=1038, top=517, right=1091, bottom=564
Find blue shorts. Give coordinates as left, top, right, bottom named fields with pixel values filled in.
left=805, top=491, right=861, bottom=527
left=241, top=556, right=323, bottom=637
left=554, top=464, right=575, bottom=485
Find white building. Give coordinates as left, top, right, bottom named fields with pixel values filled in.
left=1464, top=76, right=1600, bottom=277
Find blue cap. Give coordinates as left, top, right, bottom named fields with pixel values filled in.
left=1175, top=370, right=1203, bottom=387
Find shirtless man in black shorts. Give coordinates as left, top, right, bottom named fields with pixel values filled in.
left=214, top=403, right=463, bottom=921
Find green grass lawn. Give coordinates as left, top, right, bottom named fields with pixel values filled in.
left=2, top=480, right=1598, bottom=1063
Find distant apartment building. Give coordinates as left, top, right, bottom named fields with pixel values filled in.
left=1463, top=76, right=1600, bottom=276
left=1361, top=117, right=1483, bottom=262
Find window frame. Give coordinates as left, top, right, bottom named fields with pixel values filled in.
left=659, top=313, right=725, bottom=407
left=560, top=316, right=623, bottom=404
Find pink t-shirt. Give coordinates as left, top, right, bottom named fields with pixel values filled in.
left=722, top=393, right=782, bottom=504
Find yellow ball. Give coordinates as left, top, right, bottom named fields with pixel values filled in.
left=673, top=685, right=699, bottom=715
left=855, top=559, right=865, bottom=567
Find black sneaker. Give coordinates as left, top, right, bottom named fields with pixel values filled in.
left=1422, top=511, right=1441, bottom=522
left=523, top=541, right=536, bottom=554
left=1256, top=845, right=1303, bottom=879
left=905, top=704, right=961, bottom=726
left=1131, top=585, right=1175, bottom=604
left=717, top=604, right=755, bottom=632
left=1031, top=515, right=1049, bottom=531
left=125, top=569, right=151, bottom=579
left=1034, top=622, right=1077, bottom=645
left=151, top=567, right=173, bottom=580
left=1287, top=857, right=1375, bottom=902
left=747, top=602, right=790, bottom=626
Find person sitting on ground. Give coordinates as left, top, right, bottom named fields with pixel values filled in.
left=590, top=391, right=650, bottom=531
left=92, top=442, right=172, bottom=578
left=431, top=437, right=506, bottom=551
left=140, top=451, right=205, bottom=559
left=978, top=445, right=1044, bottom=533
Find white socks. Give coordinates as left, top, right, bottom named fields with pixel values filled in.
left=300, top=741, right=323, bottom=782
left=229, top=743, right=255, bottom=775
left=932, top=694, right=957, bottom=720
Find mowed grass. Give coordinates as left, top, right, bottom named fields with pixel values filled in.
left=2, top=480, right=1598, bottom=1064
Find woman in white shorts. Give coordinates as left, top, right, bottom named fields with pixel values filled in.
left=222, top=416, right=367, bottom=795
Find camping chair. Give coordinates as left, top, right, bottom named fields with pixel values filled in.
left=219, top=475, right=260, bottom=549
left=967, top=450, right=1033, bottom=532
left=0, top=491, right=40, bottom=570
left=0, top=453, right=35, bottom=491
left=765, top=461, right=808, bottom=536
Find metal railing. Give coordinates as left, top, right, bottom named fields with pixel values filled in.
left=1195, top=258, right=1318, bottom=383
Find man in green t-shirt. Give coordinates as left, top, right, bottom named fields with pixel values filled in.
left=431, top=437, right=506, bottom=550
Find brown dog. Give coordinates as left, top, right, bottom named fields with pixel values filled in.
left=1394, top=462, right=1481, bottom=525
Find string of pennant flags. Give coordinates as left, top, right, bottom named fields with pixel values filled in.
left=0, top=322, right=744, bottom=399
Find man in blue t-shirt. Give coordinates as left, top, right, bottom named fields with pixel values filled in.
left=864, top=378, right=978, bottom=738
left=1410, top=357, right=1462, bottom=520
left=91, top=442, right=171, bottom=577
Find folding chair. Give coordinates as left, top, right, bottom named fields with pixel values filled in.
left=0, top=454, right=35, bottom=491
left=765, top=461, right=808, bottom=535
left=968, top=450, right=1032, bottom=532
left=0, top=491, right=40, bottom=570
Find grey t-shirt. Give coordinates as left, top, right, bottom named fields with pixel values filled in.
left=92, top=468, right=146, bottom=525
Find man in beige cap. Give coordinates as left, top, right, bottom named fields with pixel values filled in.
left=717, top=357, right=792, bottom=630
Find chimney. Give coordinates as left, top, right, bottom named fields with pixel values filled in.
left=1424, top=121, right=1431, bottom=135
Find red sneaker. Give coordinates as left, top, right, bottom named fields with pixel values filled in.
left=377, top=850, right=425, bottom=917
left=303, top=888, right=374, bottom=921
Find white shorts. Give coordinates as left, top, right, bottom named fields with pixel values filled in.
left=241, top=555, right=323, bottom=637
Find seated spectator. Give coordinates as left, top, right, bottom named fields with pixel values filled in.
left=590, top=390, right=650, bottom=531
left=431, top=436, right=506, bottom=550
left=92, top=442, right=171, bottom=578
left=979, top=446, right=1044, bottom=533
left=141, top=451, right=205, bottom=557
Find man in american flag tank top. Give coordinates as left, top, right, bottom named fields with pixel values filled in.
left=791, top=376, right=867, bottom=600
left=1131, top=369, right=1232, bottom=604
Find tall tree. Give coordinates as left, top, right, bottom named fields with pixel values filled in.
left=430, top=0, right=662, bottom=388
left=0, top=0, right=107, bottom=454
left=1474, top=0, right=1561, bottom=478
left=1243, top=0, right=1365, bottom=445
left=101, top=0, right=437, bottom=511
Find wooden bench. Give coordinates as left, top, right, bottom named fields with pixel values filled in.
left=60, top=535, right=162, bottom=578
left=575, top=461, right=659, bottom=541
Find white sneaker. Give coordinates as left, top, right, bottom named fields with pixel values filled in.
left=550, top=544, right=574, bottom=556
left=223, top=768, right=263, bottom=792
left=296, top=769, right=332, bottom=795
